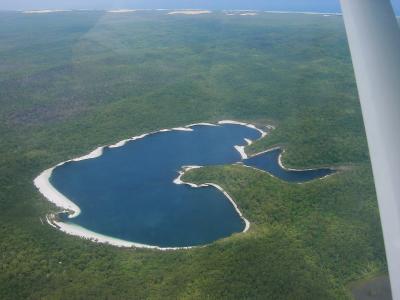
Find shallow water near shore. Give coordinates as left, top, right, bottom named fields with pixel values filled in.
left=49, top=123, right=333, bottom=248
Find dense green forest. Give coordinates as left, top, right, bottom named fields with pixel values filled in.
left=0, top=11, right=387, bottom=299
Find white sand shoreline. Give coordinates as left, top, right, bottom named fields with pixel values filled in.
left=217, top=120, right=267, bottom=138
left=46, top=214, right=193, bottom=250
left=34, top=168, right=81, bottom=218
left=234, top=145, right=248, bottom=159
left=34, top=120, right=267, bottom=250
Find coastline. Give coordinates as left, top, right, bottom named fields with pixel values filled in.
left=34, top=120, right=267, bottom=250
left=17, top=10, right=345, bottom=18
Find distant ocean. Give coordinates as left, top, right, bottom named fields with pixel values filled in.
left=149, top=0, right=400, bottom=15
left=1, top=0, right=400, bottom=15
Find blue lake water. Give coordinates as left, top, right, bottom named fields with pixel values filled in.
left=50, top=124, right=333, bottom=248
left=244, top=148, right=334, bottom=182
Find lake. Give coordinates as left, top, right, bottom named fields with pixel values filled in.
left=48, top=123, right=333, bottom=248
left=243, top=148, right=334, bottom=182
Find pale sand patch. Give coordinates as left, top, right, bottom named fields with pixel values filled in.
left=218, top=120, right=267, bottom=138
left=33, top=148, right=105, bottom=219
left=107, top=9, right=137, bottom=13
left=240, top=13, right=258, bottom=16
left=224, top=11, right=258, bottom=16
left=234, top=145, right=248, bottom=159
left=108, top=123, right=213, bottom=149
left=244, top=138, right=253, bottom=146
left=186, top=122, right=217, bottom=127
left=109, top=133, right=148, bottom=149
left=172, top=127, right=194, bottom=132
left=266, top=124, right=276, bottom=130
left=218, top=120, right=268, bottom=159
left=264, top=10, right=341, bottom=16
left=47, top=215, right=193, bottom=250
left=34, top=168, right=81, bottom=218
left=73, top=147, right=103, bottom=161
left=23, top=10, right=71, bottom=14
left=168, top=10, right=211, bottom=15
left=218, top=120, right=248, bottom=125
left=173, top=165, right=203, bottom=186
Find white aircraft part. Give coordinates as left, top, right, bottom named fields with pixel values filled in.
left=340, top=0, right=400, bottom=298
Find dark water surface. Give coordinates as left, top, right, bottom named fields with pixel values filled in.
left=243, top=148, right=334, bottom=182
left=51, top=124, right=333, bottom=248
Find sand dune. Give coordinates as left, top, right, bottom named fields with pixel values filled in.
left=168, top=10, right=211, bottom=15
left=107, top=9, right=137, bottom=13
left=23, top=10, right=71, bottom=14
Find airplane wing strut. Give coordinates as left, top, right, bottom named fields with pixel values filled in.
left=340, top=0, right=400, bottom=298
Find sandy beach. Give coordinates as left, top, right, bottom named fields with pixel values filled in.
left=34, top=168, right=81, bottom=218
left=218, top=120, right=267, bottom=138
left=47, top=215, right=194, bottom=250
left=234, top=145, right=248, bottom=159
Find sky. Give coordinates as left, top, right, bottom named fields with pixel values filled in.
left=0, top=0, right=399, bottom=15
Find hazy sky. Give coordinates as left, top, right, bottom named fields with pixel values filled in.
left=1, top=0, right=400, bottom=14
